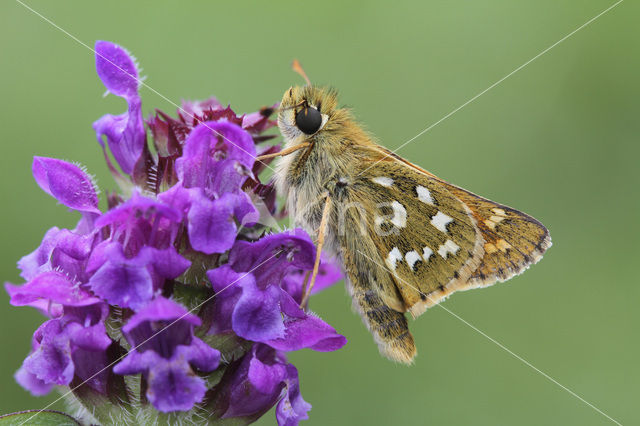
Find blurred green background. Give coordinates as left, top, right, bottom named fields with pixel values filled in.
left=1, top=1, right=638, bottom=425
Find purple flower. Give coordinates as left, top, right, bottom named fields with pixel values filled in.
left=221, top=344, right=311, bottom=424
left=8, top=271, right=111, bottom=394
left=176, top=120, right=255, bottom=196
left=93, top=40, right=145, bottom=175
left=207, top=230, right=347, bottom=352
left=86, top=193, right=190, bottom=309
left=276, top=364, right=312, bottom=426
left=160, top=120, right=259, bottom=254
left=113, top=297, right=220, bottom=412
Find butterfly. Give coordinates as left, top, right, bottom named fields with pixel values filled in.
left=260, top=66, right=551, bottom=363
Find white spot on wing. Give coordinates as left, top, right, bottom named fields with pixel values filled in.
left=438, top=240, right=460, bottom=258
left=386, top=247, right=403, bottom=271
left=416, top=185, right=434, bottom=205
left=422, top=246, right=433, bottom=261
left=405, top=250, right=421, bottom=270
left=430, top=211, right=454, bottom=233
left=489, top=215, right=505, bottom=223
left=372, top=177, right=394, bottom=187
left=391, top=201, right=406, bottom=228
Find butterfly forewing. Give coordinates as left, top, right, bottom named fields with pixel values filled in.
left=352, top=161, right=485, bottom=317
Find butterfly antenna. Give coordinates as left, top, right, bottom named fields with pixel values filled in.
left=292, top=59, right=311, bottom=86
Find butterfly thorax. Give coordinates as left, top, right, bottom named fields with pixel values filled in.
left=275, top=86, right=372, bottom=239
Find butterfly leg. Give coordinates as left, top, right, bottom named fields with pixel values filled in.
left=300, top=193, right=332, bottom=308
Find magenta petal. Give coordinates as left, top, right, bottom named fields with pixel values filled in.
left=142, top=246, right=191, bottom=280
left=229, top=229, right=316, bottom=289
left=88, top=255, right=154, bottom=309
left=188, top=191, right=237, bottom=254
left=123, top=296, right=200, bottom=332
left=32, top=157, right=100, bottom=213
left=231, top=191, right=260, bottom=226
left=15, top=366, right=54, bottom=396
left=93, top=41, right=145, bottom=175
left=205, top=266, right=250, bottom=334
left=8, top=271, right=99, bottom=308
left=23, top=320, right=74, bottom=385
left=114, top=297, right=219, bottom=413
left=266, top=291, right=347, bottom=352
left=176, top=121, right=256, bottom=194
left=222, top=344, right=287, bottom=419
left=147, top=359, right=207, bottom=412
left=276, top=364, right=311, bottom=426
left=232, top=279, right=285, bottom=342
left=17, top=226, right=61, bottom=281
left=95, top=41, right=139, bottom=98
left=5, top=283, right=63, bottom=317
left=95, top=192, right=181, bottom=228
left=174, top=343, right=220, bottom=373
left=248, top=349, right=288, bottom=395
left=68, top=322, right=111, bottom=351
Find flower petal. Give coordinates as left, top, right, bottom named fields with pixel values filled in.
left=205, top=265, right=251, bottom=334
left=222, top=344, right=287, bottom=419
left=23, top=320, right=74, bottom=385
left=232, top=279, right=285, bottom=342
left=266, top=290, right=347, bottom=352
left=15, top=366, right=54, bottom=396
left=282, top=255, right=343, bottom=303
left=32, top=157, right=100, bottom=213
left=147, top=358, right=207, bottom=413
left=123, top=296, right=200, bottom=333
left=87, top=250, right=154, bottom=309
left=229, top=229, right=315, bottom=289
left=187, top=191, right=237, bottom=254
left=276, top=364, right=312, bottom=426
left=176, top=121, right=255, bottom=195
left=95, top=41, right=140, bottom=98
left=93, top=41, right=145, bottom=175
left=8, top=271, right=100, bottom=308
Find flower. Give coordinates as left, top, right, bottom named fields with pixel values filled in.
left=113, top=297, right=220, bottom=412
left=92, top=40, right=145, bottom=175
left=5, top=40, right=346, bottom=426
left=219, top=344, right=311, bottom=424
left=206, top=230, right=346, bottom=352
left=86, top=193, right=190, bottom=309
left=8, top=271, right=111, bottom=394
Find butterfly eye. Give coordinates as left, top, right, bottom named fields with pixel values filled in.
left=295, top=106, right=322, bottom=135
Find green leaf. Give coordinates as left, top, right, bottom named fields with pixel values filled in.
left=0, top=410, right=81, bottom=426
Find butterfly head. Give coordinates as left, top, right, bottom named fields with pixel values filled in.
left=278, top=85, right=339, bottom=141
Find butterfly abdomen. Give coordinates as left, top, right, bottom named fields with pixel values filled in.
left=345, top=261, right=417, bottom=363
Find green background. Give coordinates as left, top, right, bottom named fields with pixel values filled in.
left=1, top=1, right=638, bottom=425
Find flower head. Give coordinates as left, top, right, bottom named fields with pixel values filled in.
left=5, top=40, right=346, bottom=425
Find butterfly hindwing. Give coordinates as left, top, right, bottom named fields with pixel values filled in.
left=438, top=182, right=551, bottom=286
